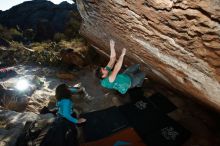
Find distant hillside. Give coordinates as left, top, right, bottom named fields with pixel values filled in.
left=0, top=0, right=81, bottom=41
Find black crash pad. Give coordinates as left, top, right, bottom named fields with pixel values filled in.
left=128, top=87, right=177, bottom=114
left=145, top=119, right=191, bottom=146
left=148, top=93, right=177, bottom=114
left=81, top=106, right=129, bottom=142
left=118, top=98, right=169, bottom=135
left=119, top=99, right=190, bottom=146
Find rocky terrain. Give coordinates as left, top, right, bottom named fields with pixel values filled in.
left=75, top=0, right=220, bottom=112
left=0, top=0, right=81, bottom=41
left=0, top=0, right=79, bottom=31
left=0, top=38, right=99, bottom=146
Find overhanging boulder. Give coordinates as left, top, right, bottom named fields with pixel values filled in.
left=75, top=0, right=220, bottom=111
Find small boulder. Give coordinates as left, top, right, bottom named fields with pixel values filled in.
left=60, top=48, right=87, bottom=68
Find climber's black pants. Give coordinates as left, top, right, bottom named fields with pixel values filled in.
left=123, top=64, right=146, bottom=88
left=40, top=117, right=79, bottom=146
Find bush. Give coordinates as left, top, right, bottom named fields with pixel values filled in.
left=30, top=42, right=51, bottom=51
left=0, top=24, right=3, bottom=32
left=53, top=32, right=66, bottom=42
left=0, top=24, right=22, bottom=41
left=63, top=11, right=81, bottom=40
left=10, top=28, right=22, bottom=36
left=23, top=29, right=35, bottom=41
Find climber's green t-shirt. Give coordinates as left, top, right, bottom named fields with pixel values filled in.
left=101, top=71, right=131, bottom=94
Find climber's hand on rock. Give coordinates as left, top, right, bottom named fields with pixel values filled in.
left=122, top=48, right=126, bottom=56
left=110, top=39, right=115, bottom=49
left=110, top=39, right=116, bottom=58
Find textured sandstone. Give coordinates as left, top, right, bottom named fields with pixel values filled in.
left=76, top=0, right=220, bottom=111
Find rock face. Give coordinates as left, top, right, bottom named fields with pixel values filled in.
left=76, top=0, right=220, bottom=111
left=60, top=48, right=87, bottom=67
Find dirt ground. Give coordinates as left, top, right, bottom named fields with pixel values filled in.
left=1, top=63, right=220, bottom=146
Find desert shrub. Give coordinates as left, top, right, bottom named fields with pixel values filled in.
left=9, top=28, right=22, bottom=36
left=23, top=29, right=35, bottom=41
left=63, top=11, right=81, bottom=40
left=0, top=27, right=13, bottom=40
left=10, top=41, right=25, bottom=49
left=30, top=42, right=51, bottom=51
left=35, top=19, right=55, bottom=41
left=0, top=24, right=22, bottom=41
left=1, top=96, right=26, bottom=112
left=59, top=38, right=88, bottom=53
left=53, top=32, right=66, bottom=42
left=0, top=24, right=3, bottom=32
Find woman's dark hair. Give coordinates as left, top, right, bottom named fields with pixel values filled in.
left=55, top=84, right=71, bottom=101
left=95, top=66, right=103, bottom=79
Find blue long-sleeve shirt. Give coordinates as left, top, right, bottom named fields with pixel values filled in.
left=57, top=99, right=78, bottom=124
left=57, top=87, right=78, bottom=124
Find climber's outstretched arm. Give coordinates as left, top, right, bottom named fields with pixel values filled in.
left=106, top=39, right=116, bottom=69
left=109, top=48, right=126, bottom=82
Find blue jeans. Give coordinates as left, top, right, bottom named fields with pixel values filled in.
left=123, top=64, right=146, bottom=88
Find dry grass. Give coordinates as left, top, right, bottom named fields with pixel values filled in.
left=10, top=41, right=25, bottom=50
left=0, top=24, right=22, bottom=41
left=1, top=95, right=16, bottom=108
left=29, top=38, right=87, bottom=53
left=1, top=96, right=26, bottom=112
left=58, top=38, right=88, bottom=54
left=30, top=42, right=52, bottom=51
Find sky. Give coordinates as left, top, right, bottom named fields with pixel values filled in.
left=0, top=0, right=74, bottom=11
